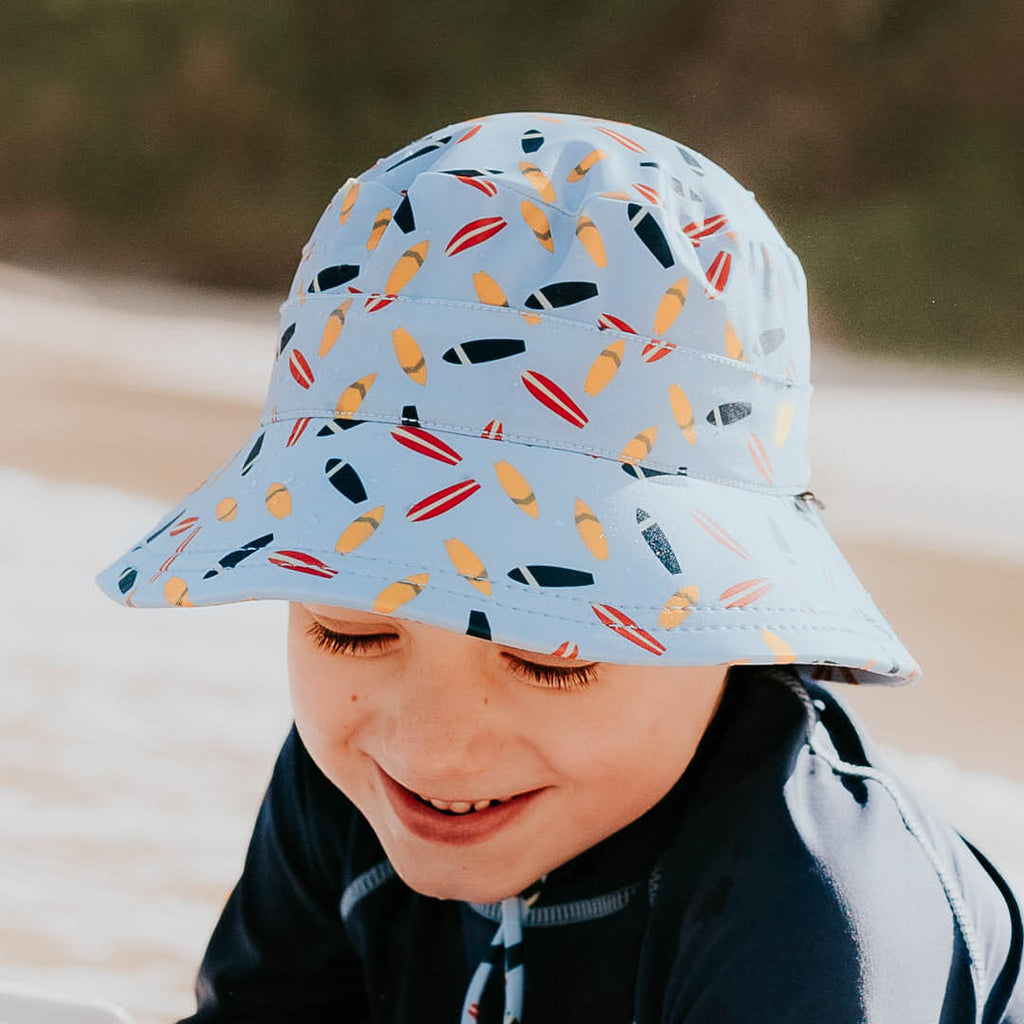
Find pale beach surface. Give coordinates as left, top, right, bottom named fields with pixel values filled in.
left=2, top=264, right=1022, bottom=1022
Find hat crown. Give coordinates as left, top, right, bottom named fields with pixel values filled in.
left=269, top=112, right=811, bottom=493
left=95, top=111, right=919, bottom=684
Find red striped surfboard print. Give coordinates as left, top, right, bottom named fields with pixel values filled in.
left=633, top=183, right=661, bottom=204
left=364, top=293, right=397, bottom=313
left=481, top=419, right=504, bottom=440
left=444, top=217, right=507, bottom=257
left=390, top=425, right=462, bottom=465
left=552, top=641, right=580, bottom=658
left=683, top=214, right=728, bottom=246
left=719, top=577, right=772, bottom=608
left=286, top=417, right=312, bottom=448
left=690, top=508, right=751, bottom=560
left=150, top=523, right=202, bottom=580
left=598, top=312, right=636, bottom=333
left=705, top=251, right=732, bottom=298
left=456, top=175, right=498, bottom=197
left=169, top=516, right=199, bottom=537
left=288, top=349, right=315, bottom=389
left=521, top=370, right=588, bottom=429
left=594, top=126, right=646, bottom=153
left=268, top=549, right=338, bottom=579
left=591, top=603, right=666, bottom=655
left=457, top=124, right=483, bottom=143
left=641, top=339, right=676, bottom=363
left=406, top=479, right=481, bottom=522
left=748, top=433, right=773, bottom=484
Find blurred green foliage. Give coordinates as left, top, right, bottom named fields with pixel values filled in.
left=1, top=0, right=1020, bottom=366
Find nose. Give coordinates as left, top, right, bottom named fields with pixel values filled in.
left=378, top=654, right=503, bottom=785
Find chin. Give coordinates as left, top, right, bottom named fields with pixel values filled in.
left=388, top=854, right=538, bottom=904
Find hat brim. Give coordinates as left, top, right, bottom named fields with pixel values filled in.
left=95, top=414, right=919, bottom=686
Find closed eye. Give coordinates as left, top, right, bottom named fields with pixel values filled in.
left=502, top=654, right=598, bottom=691
left=305, top=621, right=394, bottom=656
left=304, top=621, right=598, bottom=690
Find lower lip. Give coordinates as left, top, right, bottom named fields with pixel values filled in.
left=376, top=766, right=542, bottom=847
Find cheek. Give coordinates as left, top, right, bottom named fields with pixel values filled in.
left=286, top=618, right=366, bottom=766
left=533, top=679, right=720, bottom=802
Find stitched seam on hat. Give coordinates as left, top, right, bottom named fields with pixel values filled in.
left=384, top=172, right=576, bottom=218
left=149, top=551, right=823, bottom=615
left=144, top=564, right=882, bottom=633
left=258, top=411, right=802, bottom=494
left=279, top=293, right=808, bottom=391
left=161, top=603, right=863, bottom=638
left=137, top=573, right=891, bottom=635
left=365, top=171, right=659, bottom=227
left=363, top=167, right=799, bottom=264
left=149, top=569, right=832, bottom=618
left=317, top=182, right=805, bottom=293
left=153, top=550, right=809, bottom=610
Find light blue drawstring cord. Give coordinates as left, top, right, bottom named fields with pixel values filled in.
left=460, top=896, right=525, bottom=1023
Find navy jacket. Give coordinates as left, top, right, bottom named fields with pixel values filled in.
left=179, top=666, right=1024, bottom=1022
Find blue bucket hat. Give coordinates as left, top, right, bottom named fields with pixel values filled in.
left=95, top=111, right=919, bottom=686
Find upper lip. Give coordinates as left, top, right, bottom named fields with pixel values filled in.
left=413, top=787, right=517, bottom=805
left=418, top=793, right=507, bottom=805
left=377, top=764, right=530, bottom=805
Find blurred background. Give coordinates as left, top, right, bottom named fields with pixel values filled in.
left=1, top=1, right=1022, bottom=1021
left=4, top=0, right=1021, bottom=363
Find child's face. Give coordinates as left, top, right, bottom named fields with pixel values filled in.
left=288, top=602, right=727, bottom=903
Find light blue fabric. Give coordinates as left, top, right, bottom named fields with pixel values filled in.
left=460, top=897, right=525, bottom=1024
left=95, top=111, right=919, bottom=685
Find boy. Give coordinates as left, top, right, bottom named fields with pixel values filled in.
left=96, top=112, right=1024, bottom=1022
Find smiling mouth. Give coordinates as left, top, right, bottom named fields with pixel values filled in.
left=411, top=793, right=511, bottom=815
left=386, top=768, right=533, bottom=814
left=376, top=765, right=544, bottom=845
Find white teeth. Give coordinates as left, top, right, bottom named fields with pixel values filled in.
left=422, top=795, right=499, bottom=813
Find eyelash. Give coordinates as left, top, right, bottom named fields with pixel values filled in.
left=304, top=621, right=598, bottom=691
